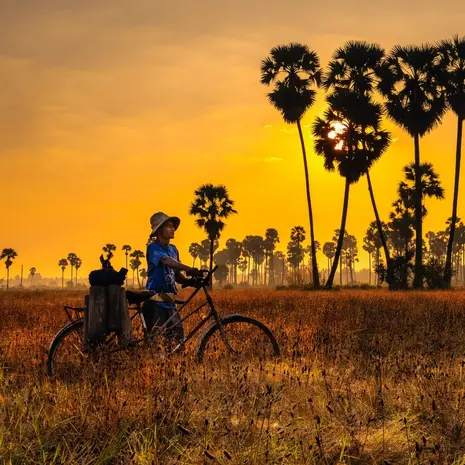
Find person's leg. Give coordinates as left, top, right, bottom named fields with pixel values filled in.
left=165, top=308, right=185, bottom=344
left=141, top=301, right=168, bottom=333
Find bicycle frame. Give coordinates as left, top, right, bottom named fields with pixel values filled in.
left=60, top=266, right=236, bottom=354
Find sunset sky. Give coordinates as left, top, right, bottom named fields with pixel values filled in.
left=1, top=0, right=464, bottom=279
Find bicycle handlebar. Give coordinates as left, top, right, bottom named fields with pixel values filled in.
left=182, top=265, right=218, bottom=289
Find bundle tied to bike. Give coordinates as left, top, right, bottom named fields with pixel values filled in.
left=85, top=253, right=132, bottom=351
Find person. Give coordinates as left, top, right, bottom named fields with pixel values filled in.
left=143, top=212, right=200, bottom=345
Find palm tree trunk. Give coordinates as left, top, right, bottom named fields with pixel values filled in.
left=368, top=252, right=371, bottom=286
left=6, top=267, right=9, bottom=290
left=137, top=268, right=141, bottom=287
left=70, top=267, right=73, bottom=287
left=62, top=269, right=64, bottom=289
left=209, top=238, right=214, bottom=288
left=366, top=169, right=392, bottom=279
left=340, top=255, right=343, bottom=286
left=326, top=179, right=350, bottom=289
left=413, top=134, right=423, bottom=288
left=297, top=119, right=320, bottom=289
left=444, top=116, right=463, bottom=287
left=125, top=253, right=128, bottom=270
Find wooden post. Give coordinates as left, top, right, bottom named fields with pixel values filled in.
left=85, top=286, right=107, bottom=349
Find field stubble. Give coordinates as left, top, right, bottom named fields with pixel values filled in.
left=2, top=289, right=465, bottom=464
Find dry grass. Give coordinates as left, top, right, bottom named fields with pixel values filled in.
left=2, top=289, right=465, bottom=464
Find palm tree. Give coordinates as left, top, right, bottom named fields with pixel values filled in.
left=290, top=226, right=306, bottom=280
left=122, top=245, right=132, bottom=270
left=435, top=36, right=465, bottom=286
left=324, top=40, right=393, bottom=279
left=264, top=229, right=280, bottom=285
left=364, top=221, right=386, bottom=285
left=377, top=44, right=446, bottom=288
left=29, top=267, right=36, bottom=286
left=261, top=43, right=322, bottom=288
left=129, top=258, right=139, bottom=287
left=188, top=242, right=202, bottom=267
left=322, top=241, right=336, bottom=281
left=58, top=259, right=68, bottom=289
left=225, top=239, right=243, bottom=284
left=74, top=257, right=82, bottom=286
left=139, top=268, right=147, bottom=287
left=130, top=250, right=145, bottom=287
left=274, top=251, right=286, bottom=285
left=103, top=243, right=116, bottom=261
left=313, top=90, right=390, bottom=288
left=67, top=253, right=77, bottom=286
left=189, top=184, right=237, bottom=285
left=1, top=248, right=18, bottom=290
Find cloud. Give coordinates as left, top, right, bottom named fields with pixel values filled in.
left=264, top=157, right=283, bottom=163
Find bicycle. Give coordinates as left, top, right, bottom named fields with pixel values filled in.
left=46, top=266, right=280, bottom=377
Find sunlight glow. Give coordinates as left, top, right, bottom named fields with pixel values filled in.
left=328, top=121, right=346, bottom=151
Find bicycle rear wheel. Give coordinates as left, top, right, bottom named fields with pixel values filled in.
left=46, top=320, right=118, bottom=378
left=196, top=314, right=280, bottom=363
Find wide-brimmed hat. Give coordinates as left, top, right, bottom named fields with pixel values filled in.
left=149, top=212, right=181, bottom=238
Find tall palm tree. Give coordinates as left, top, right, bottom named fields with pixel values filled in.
left=29, top=267, right=36, bottom=286
left=58, top=259, right=68, bottom=289
left=67, top=253, right=77, bottom=286
left=435, top=35, right=465, bottom=286
left=324, top=40, right=392, bottom=279
left=130, top=250, right=145, bottom=287
left=261, top=43, right=322, bottom=288
left=1, top=248, right=18, bottom=290
left=188, top=242, right=202, bottom=268
left=74, top=257, right=82, bottom=286
left=122, top=245, right=132, bottom=270
left=313, top=90, right=390, bottom=288
left=189, top=184, right=237, bottom=285
left=377, top=44, right=446, bottom=288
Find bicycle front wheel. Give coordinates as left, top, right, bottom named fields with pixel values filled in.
left=196, top=314, right=280, bottom=363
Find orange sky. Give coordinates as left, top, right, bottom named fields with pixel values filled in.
left=1, top=0, right=464, bottom=278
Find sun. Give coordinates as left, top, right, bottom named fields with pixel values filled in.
left=328, top=121, right=346, bottom=150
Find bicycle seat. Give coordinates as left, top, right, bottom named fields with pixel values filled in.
left=125, top=290, right=156, bottom=305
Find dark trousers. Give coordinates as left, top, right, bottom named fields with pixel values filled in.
left=141, top=301, right=184, bottom=344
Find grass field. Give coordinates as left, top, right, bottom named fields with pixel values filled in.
left=2, top=289, right=465, bottom=464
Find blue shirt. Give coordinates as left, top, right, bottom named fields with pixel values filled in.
left=146, top=242, right=179, bottom=308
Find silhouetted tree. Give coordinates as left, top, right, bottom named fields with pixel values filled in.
left=58, top=258, right=68, bottom=289
left=435, top=36, right=465, bottom=286
left=0, top=248, right=17, bottom=290
left=29, top=267, right=36, bottom=286
left=130, top=250, right=145, bottom=287
left=122, top=245, right=132, bottom=270
left=67, top=253, right=77, bottom=287
left=189, top=184, right=237, bottom=286
left=188, top=242, right=202, bottom=267
left=377, top=44, right=446, bottom=287
left=74, top=257, right=82, bottom=286
left=261, top=43, right=322, bottom=288
left=325, top=40, right=392, bottom=277
left=313, top=90, right=390, bottom=288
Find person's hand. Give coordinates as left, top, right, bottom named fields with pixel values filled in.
left=184, top=277, right=200, bottom=288
left=186, top=267, right=202, bottom=277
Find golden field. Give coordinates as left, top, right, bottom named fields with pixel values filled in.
left=2, top=289, right=465, bottom=464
